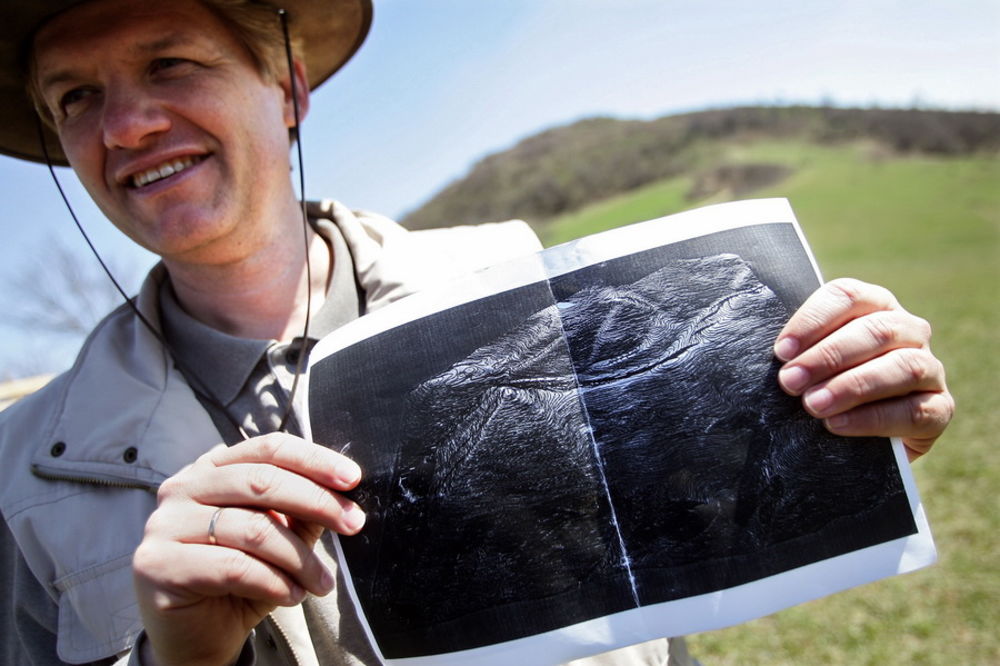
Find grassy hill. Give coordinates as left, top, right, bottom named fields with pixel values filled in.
left=407, top=109, right=999, bottom=664
left=401, top=106, right=1000, bottom=231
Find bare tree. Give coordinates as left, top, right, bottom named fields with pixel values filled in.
left=5, top=237, right=142, bottom=337
left=1, top=236, right=145, bottom=379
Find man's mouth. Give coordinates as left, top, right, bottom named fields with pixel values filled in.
left=130, top=155, right=206, bottom=189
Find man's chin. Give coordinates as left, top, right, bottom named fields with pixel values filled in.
left=120, top=212, right=235, bottom=263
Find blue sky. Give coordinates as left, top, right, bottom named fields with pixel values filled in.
left=1, top=0, right=997, bottom=375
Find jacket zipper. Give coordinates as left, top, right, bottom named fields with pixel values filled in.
left=31, top=464, right=159, bottom=492
left=265, top=613, right=303, bottom=666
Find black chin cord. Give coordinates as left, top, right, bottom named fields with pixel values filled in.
left=276, top=6, right=312, bottom=433
left=35, top=121, right=143, bottom=328
left=34, top=8, right=315, bottom=441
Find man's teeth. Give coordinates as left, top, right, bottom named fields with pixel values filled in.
left=132, top=156, right=200, bottom=188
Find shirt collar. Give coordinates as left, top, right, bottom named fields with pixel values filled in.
left=158, top=281, right=269, bottom=406
left=158, top=217, right=361, bottom=406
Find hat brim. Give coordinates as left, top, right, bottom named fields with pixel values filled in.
left=0, top=0, right=372, bottom=166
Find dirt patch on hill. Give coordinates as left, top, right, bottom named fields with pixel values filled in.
left=686, top=163, right=794, bottom=201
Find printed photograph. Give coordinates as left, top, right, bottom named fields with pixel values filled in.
left=308, top=222, right=917, bottom=659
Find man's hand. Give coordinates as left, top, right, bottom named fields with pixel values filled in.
left=774, top=278, right=954, bottom=461
left=132, top=433, right=365, bottom=666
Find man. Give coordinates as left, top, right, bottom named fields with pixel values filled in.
left=0, top=1, right=954, bottom=665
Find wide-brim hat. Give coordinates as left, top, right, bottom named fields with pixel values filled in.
left=0, top=0, right=372, bottom=166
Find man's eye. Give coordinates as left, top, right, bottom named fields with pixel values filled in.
left=59, top=88, right=94, bottom=115
left=150, top=57, right=191, bottom=73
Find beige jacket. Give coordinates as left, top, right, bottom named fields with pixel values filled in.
left=0, top=202, right=678, bottom=665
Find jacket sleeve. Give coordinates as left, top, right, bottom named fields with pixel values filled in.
left=0, top=518, right=115, bottom=666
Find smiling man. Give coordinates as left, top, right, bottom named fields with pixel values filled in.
left=0, top=1, right=954, bottom=665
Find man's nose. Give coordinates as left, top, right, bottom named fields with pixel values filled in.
left=101, top=87, right=171, bottom=150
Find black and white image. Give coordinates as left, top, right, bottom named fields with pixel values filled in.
left=304, top=199, right=933, bottom=665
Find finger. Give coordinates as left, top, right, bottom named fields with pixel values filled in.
left=151, top=506, right=335, bottom=597
left=263, top=511, right=326, bottom=547
left=820, top=391, right=955, bottom=459
left=157, top=463, right=366, bottom=536
left=777, top=309, right=932, bottom=395
left=774, top=278, right=901, bottom=362
left=799, top=347, right=946, bottom=419
left=133, top=539, right=308, bottom=611
left=206, top=432, right=362, bottom=491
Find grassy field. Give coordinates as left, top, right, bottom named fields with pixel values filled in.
left=541, top=142, right=1000, bottom=665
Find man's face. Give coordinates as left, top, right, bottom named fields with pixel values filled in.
left=32, top=0, right=304, bottom=265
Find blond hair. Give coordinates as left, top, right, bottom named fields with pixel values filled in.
left=200, top=0, right=304, bottom=82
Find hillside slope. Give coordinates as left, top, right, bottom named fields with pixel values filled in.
left=401, top=106, right=1000, bottom=231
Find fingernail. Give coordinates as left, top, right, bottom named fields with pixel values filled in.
left=289, top=584, right=306, bottom=604
left=774, top=336, right=799, bottom=362
left=336, top=460, right=362, bottom=486
left=343, top=504, right=367, bottom=533
left=319, top=567, right=335, bottom=594
left=804, top=388, right=834, bottom=416
left=825, top=414, right=849, bottom=430
left=779, top=365, right=809, bottom=393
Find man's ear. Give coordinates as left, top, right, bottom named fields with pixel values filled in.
left=281, top=58, right=311, bottom=127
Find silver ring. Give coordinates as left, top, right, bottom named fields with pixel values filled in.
left=207, top=507, right=225, bottom=545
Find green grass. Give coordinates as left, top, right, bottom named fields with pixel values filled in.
left=541, top=177, right=695, bottom=244
left=540, top=142, right=1000, bottom=664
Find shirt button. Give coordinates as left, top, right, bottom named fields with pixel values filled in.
left=50, top=442, right=66, bottom=457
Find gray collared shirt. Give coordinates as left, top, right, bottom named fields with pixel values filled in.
left=159, top=218, right=362, bottom=442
